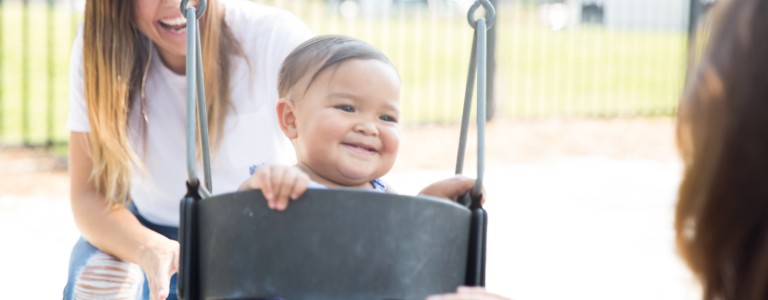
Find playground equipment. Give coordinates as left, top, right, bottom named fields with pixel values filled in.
left=177, top=0, right=495, bottom=299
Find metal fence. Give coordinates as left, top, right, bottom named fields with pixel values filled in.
left=0, top=0, right=81, bottom=148
left=0, top=0, right=715, bottom=148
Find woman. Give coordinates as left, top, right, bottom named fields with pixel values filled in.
left=63, top=0, right=311, bottom=298
left=676, top=0, right=768, bottom=299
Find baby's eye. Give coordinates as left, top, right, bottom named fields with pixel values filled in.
left=334, top=105, right=355, bottom=112
left=380, top=114, right=398, bottom=123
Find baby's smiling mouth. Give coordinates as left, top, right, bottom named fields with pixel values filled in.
left=159, top=16, right=187, bottom=33
left=342, top=142, right=378, bottom=155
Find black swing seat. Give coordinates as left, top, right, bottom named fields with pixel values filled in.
left=180, top=189, right=472, bottom=300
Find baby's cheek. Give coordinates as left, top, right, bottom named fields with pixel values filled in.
left=382, top=127, right=401, bottom=156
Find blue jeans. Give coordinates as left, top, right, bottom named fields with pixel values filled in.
left=63, top=205, right=178, bottom=300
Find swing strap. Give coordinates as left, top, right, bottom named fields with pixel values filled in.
left=182, top=0, right=212, bottom=198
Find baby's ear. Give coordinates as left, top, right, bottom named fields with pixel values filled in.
left=276, top=98, right=298, bottom=139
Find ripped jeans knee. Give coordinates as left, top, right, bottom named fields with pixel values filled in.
left=63, top=205, right=178, bottom=300
left=63, top=238, right=148, bottom=300
left=72, top=252, right=144, bottom=299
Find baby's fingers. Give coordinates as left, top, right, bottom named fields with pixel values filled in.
left=238, top=172, right=264, bottom=191
left=264, top=166, right=288, bottom=209
left=270, top=167, right=294, bottom=210
left=290, top=172, right=309, bottom=200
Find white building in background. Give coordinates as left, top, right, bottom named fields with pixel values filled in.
left=544, top=0, right=690, bottom=31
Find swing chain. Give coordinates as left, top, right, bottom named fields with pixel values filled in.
left=457, top=0, right=496, bottom=202
left=180, top=0, right=207, bottom=19
left=467, top=0, right=496, bottom=30
left=182, top=0, right=213, bottom=198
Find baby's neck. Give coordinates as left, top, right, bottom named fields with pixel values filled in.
left=296, top=164, right=375, bottom=190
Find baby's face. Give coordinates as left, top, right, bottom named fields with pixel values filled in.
left=291, top=59, right=401, bottom=188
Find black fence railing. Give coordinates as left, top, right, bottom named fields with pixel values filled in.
left=0, top=0, right=81, bottom=149
left=0, top=0, right=716, bottom=148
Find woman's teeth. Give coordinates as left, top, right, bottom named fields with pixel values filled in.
left=159, top=16, right=187, bottom=33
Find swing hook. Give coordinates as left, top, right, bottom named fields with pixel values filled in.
left=180, top=0, right=207, bottom=19
left=467, top=0, right=496, bottom=30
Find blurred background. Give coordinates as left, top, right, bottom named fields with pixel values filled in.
left=0, top=0, right=718, bottom=298
left=0, top=0, right=719, bottom=146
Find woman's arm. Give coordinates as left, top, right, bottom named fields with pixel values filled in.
left=69, top=132, right=179, bottom=300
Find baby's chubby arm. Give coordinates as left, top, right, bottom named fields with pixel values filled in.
left=238, top=164, right=309, bottom=211
left=418, top=175, right=486, bottom=204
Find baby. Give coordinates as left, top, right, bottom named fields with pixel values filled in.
left=240, top=35, right=480, bottom=210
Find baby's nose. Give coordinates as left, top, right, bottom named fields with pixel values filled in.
left=354, top=121, right=379, bottom=136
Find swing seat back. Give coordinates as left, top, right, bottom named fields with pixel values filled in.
left=182, top=189, right=471, bottom=300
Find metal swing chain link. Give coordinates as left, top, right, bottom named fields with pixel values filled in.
left=467, top=0, right=496, bottom=30
left=181, top=0, right=212, bottom=198
left=180, top=0, right=207, bottom=19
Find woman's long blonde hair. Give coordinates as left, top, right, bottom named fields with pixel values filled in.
left=676, top=0, right=768, bottom=299
left=83, top=0, right=241, bottom=206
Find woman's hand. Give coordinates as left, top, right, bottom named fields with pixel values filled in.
left=138, top=237, right=180, bottom=300
left=427, top=287, right=510, bottom=300
left=418, top=175, right=486, bottom=204
left=238, top=164, right=310, bottom=211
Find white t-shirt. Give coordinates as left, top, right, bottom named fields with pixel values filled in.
left=68, top=0, right=312, bottom=226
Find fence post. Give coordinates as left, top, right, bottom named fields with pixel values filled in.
left=688, top=0, right=701, bottom=39
left=22, top=0, right=30, bottom=146
left=71, top=0, right=78, bottom=38
left=0, top=0, right=4, bottom=139
left=686, top=0, right=715, bottom=84
left=486, top=0, right=497, bottom=121
left=47, top=0, right=55, bottom=148
left=688, top=1, right=717, bottom=41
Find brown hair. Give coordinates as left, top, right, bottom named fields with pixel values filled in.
left=676, top=0, right=768, bottom=299
left=277, top=35, right=395, bottom=98
left=83, top=0, right=241, bottom=206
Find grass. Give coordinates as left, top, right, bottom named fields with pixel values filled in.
left=0, top=1, right=687, bottom=146
left=502, top=25, right=686, bottom=117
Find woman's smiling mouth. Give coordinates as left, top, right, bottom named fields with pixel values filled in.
left=159, top=16, right=187, bottom=34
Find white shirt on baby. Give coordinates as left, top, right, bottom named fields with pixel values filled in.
left=67, top=0, right=312, bottom=226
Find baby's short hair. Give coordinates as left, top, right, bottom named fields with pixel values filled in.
left=278, top=35, right=395, bottom=97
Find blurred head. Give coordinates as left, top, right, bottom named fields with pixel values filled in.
left=676, top=0, right=768, bottom=299
left=276, top=35, right=401, bottom=188
left=83, top=0, right=239, bottom=206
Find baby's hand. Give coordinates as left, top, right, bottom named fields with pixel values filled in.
left=238, top=164, right=309, bottom=211
left=418, top=175, right=486, bottom=204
